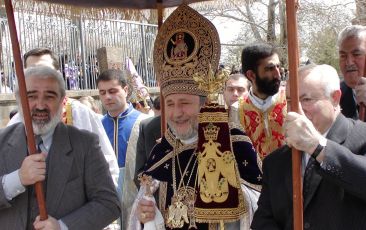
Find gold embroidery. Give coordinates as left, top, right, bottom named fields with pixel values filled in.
left=230, top=135, right=253, bottom=144
left=198, top=123, right=238, bottom=203
left=239, top=89, right=287, bottom=159
left=63, top=98, right=73, bottom=125
left=198, top=111, right=228, bottom=123
left=154, top=4, right=220, bottom=98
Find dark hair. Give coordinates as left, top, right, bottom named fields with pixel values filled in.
left=241, top=43, right=278, bottom=75
left=153, top=96, right=160, bottom=110
left=96, top=69, right=128, bottom=87
left=9, top=109, right=18, bottom=119
left=24, top=48, right=60, bottom=70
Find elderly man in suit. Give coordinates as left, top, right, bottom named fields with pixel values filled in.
left=0, top=66, right=120, bottom=229
left=251, top=64, right=366, bottom=230
left=8, top=47, right=119, bottom=187
left=338, top=25, right=366, bottom=121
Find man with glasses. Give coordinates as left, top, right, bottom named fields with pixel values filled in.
left=252, top=64, right=366, bottom=229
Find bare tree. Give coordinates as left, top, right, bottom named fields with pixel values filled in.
left=298, top=0, right=354, bottom=67
left=194, top=0, right=285, bottom=67
left=353, top=0, right=366, bottom=25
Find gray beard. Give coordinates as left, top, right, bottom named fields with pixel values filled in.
left=32, top=107, right=62, bottom=135
left=168, top=120, right=198, bottom=141
left=19, top=106, right=62, bottom=135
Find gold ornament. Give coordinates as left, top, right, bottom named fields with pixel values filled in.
left=197, top=123, right=238, bottom=203
left=153, top=4, right=221, bottom=98
left=193, top=65, right=229, bottom=103
left=167, top=194, right=189, bottom=228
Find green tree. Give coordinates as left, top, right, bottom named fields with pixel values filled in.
left=306, top=27, right=340, bottom=72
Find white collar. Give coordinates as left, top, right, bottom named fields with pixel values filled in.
left=180, top=135, right=198, bottom=145
left=38, top=125, right=56, bottom=153
left=248, top=88, right=279, bottom=112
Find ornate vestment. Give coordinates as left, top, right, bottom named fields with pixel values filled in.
left=239, top=88, right=287, bottom=160
left=138, top=125, right=262, bottom=230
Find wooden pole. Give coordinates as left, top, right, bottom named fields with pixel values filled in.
left=157, top=0, right=166, bottom=136
left=4, top=0, right=48, bottom=220
left=359, top=59, right=366, bottom=121
left=285, top=0, right=303, bottom=229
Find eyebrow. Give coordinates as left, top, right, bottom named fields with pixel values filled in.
left=265, top=62, right=280, bottom=68
left=27, top=90, right=58, bottom=96
left=339, top=48, right=363, bottom=53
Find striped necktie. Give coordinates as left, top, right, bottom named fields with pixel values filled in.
left=35, top=135, right=43, bottom=153
left=303, top=157, right=316, bottom=200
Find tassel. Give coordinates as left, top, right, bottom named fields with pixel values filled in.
left=220, top=220, right=225, bottom=230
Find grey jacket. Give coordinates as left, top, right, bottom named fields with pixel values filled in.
left=0, top=122, right=121, bottom=229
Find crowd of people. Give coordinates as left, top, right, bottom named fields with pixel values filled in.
left=0, top=4, right=366, bottom=230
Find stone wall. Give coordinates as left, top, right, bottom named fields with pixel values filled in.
left=0, top=93, right=18, bottom=128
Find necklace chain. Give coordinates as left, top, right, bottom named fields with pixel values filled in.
left=172, top=140, right=197, bottom=196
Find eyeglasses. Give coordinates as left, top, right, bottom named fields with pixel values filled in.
left=286, top=96, right=327, bottom=106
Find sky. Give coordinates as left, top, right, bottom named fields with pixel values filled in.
left=200, top=0, right=357, bottom=64
left=209, top=0, right=356, bottom=44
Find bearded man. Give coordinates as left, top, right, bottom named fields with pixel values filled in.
left=235, top=43, right=287, bottom=160
left=0, top=66, right=120, bottom=230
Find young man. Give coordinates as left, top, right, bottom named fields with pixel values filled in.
left=97, top=69, right=149, bottom=229
left=0, top=66, right=120, bottom=229
left=338, top=25, right=366, bottom=121
left=237, top=43, right=287, bottom=159
left=252, top=64, right=366, bottom=229
left=223, top=73, right=250, bottom=107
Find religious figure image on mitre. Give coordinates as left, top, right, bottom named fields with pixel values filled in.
left=170, top=32, right=188, bottom=61
left=166, top=30, right=197, bottom=65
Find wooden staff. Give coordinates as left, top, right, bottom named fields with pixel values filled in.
left=360, top=102, right=365, bottom=120
left=285, top=0, right=303, bottom=229
left=157, top=0, right=167, bottom=136
left=4, top=0, right=48, bottom=220
left=359, top=59, right=366, bottom=121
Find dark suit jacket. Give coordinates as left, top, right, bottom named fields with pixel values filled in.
left=0, top=123, right=121, bottom=230
left=340, top=81, right=361, bottom=120
left=134, top=115, right=161, bottom=186
left=251, top=114, right=366, bottom=230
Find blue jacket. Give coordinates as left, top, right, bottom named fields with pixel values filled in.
left=102, top=103, right=141, bottom=167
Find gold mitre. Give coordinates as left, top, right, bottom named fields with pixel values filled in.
left=153, top=4, right=221, bottom=98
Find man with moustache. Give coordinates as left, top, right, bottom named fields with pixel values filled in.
left=236, top=43, right=287, bottom=160
left=338, top=25, right=366, bottom=121
left=0, top=66, right=120, bottom=229
left=7, top=48, right=120, bottom=187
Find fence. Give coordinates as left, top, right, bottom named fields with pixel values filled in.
left=0, top=8, right=158, bottom=93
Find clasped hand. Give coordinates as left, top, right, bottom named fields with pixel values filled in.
left=284, top=111, right=321, bottom=154
left=19, top=153, right=47, bottom=186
